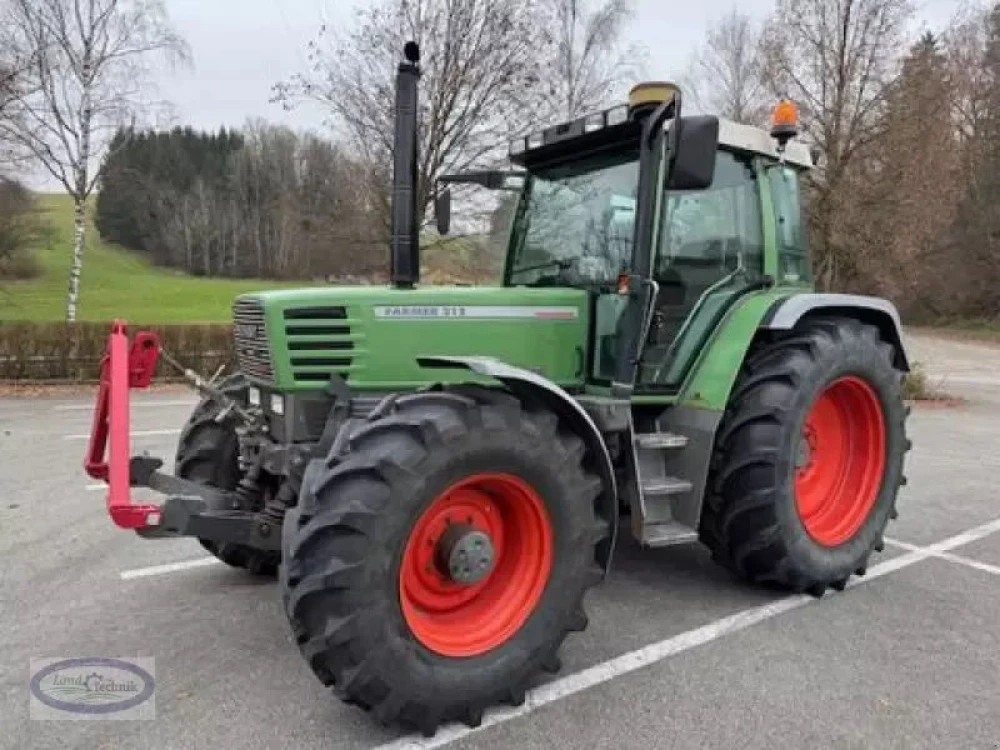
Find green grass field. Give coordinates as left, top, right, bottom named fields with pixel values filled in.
left=0, top=193, right=495, bottom=324
left=0, top=193, right=313, bottom=323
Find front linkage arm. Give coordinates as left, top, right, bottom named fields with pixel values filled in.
left=83, top=321, right=280, bottom=551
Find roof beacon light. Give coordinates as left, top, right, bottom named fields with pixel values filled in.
left=770, top=99, right=800, bottom=150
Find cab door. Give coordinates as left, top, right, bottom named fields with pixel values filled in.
left=635, top=150, right=767, bottom=390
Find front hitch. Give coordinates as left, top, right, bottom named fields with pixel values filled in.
left=83, top=321, right=165, bottom=529
left=82, top=321, right=280, bottom=551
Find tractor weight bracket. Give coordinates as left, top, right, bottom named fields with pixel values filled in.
left=83, top=321, right=165, bottom=530
left=82, top=321, right=282, bottom=550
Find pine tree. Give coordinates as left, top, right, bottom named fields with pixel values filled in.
left=862, top=31, right=959, bottom=316
left=947, top=2, right=1000, bottom=314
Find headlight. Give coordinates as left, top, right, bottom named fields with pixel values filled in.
left=248, top=387, right=261, bottom=406
left=270, top=393, right=285, bottom=416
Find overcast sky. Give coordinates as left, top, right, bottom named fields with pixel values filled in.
left=26, top=0, right=960, bottom=189
left=157, top=0, right=959, bottom=134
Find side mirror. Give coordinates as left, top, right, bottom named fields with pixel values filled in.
left=435, top=188, right=451, bottom=235
left=668, top=115, right=719, bottom=190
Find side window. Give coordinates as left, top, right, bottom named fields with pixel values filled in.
left=655, top=150, right=763, bottom=280
left=768, top=165, right=811, bottom=283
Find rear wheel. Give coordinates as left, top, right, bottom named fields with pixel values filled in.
left=280, top=385, right=608, bottom=736
left=174, top=373, right=279, bottom=577
left=700, top=317, right=910, bottom=594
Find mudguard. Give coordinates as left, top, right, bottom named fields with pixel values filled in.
left=417, top=355, right=619, bottom=573
left=762, top=292, right=910, bottom=371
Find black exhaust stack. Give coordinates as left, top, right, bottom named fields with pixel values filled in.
left=389, top=41, right=421, bottom=288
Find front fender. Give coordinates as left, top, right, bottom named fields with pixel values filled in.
left=417, top=355, right=619, bottom=574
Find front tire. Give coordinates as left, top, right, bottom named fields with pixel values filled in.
left=700, top=317, right=910, bottom=594
left=280, top=385, right=608, bottom=736
left=174, top=374, right=280, bottom=577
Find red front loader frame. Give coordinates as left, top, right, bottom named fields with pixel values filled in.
left=83, top=321, right=163, bottom=529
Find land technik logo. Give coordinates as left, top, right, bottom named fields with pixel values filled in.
left=30, top=657, right=155, bottom=720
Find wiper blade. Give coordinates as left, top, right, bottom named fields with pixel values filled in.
left=510, top=258, right=573, bottom=276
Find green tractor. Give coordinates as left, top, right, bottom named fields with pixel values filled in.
left=84, top=41, right=910, bottom=736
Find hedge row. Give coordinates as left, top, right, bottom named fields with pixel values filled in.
left=0, top=322, right=236, bottom=382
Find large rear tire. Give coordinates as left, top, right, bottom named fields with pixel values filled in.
left=279, top=385, right=608, bottom=736
left=174, top=373, right=280, bottom=577
left=700, top=316, right=910, bottom=594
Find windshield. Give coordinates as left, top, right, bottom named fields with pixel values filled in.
left=507, top=148, right=639, bottom=286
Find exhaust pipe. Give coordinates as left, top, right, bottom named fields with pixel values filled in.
left=389, top=41, right=421, bottom=288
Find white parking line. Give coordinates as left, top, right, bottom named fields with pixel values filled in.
left=120, top=557, right=221, bottom=580
left=935, top=552, right=1000, bottom=577
left=53, top=400, right=195, bottom=411
left=885, top=536, right=1000, bottom=577
left=86, top=483, right=105, bottom=491
left=62, top=429, right=180, bottom=440
left=375, top=517, right=1000, bottom=750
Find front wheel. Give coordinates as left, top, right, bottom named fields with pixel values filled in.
left=174, top=373, right=280, bottom=576
left=700, top=316, right=910, bottom=594
left=279, top=385, right=608, bottom=736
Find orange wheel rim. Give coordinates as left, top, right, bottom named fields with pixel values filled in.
left=399, top=472, right=554, bottom=657
left=794, top=376, right=887, bottom=547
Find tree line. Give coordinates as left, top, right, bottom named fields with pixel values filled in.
left=94, top=123, right=388, bottom=279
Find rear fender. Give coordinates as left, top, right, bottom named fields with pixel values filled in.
left=418, top=355, right=619, bottom=574
left=762, top=292, right=910, bottom=371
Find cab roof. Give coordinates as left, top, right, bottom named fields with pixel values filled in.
left=509, top=107, right=815, bottom=172
left=717, top=118, right=814, bottom=169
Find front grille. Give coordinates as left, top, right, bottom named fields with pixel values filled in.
left=282, top=305, right=356, bottom=384
left=232, top=298, right=274, bottom=382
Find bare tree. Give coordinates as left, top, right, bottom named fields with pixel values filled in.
left=273, top=0, right=557, bottom=237
left=0, top=0, right=189, bottom=320
left=534, top=0, right=646, bottom=121
left=944, top=1, right=992, bottom=146
left=683, top=7, right=768, bottom=124
left=0, top=15, right=44, bottom=171
left=758, top=0, right=914, bottom=291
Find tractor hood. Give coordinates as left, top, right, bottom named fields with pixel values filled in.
left=232, top=285, right=590, bottom=392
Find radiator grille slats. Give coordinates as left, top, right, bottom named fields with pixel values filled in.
left=232, top=298, right=274, bottom=382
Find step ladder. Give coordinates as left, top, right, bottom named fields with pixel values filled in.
left=630, top=422, right=698, bottom=547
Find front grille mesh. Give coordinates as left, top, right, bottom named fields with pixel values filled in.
left=232, top=298, right=274, bottom=382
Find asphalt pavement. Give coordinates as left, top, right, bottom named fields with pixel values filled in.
left=2, top=330, right=1000, bottom=750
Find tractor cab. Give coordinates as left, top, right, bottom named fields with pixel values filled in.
left=437, top=86, right=815, bottom=397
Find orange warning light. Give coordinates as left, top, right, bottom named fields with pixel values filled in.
left=771, top=99, right=799, bottom=141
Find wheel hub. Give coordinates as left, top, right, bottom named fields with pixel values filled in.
left=399, top=472, right=554, bottom=657
left=435, top=524, right=495, bottom=585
